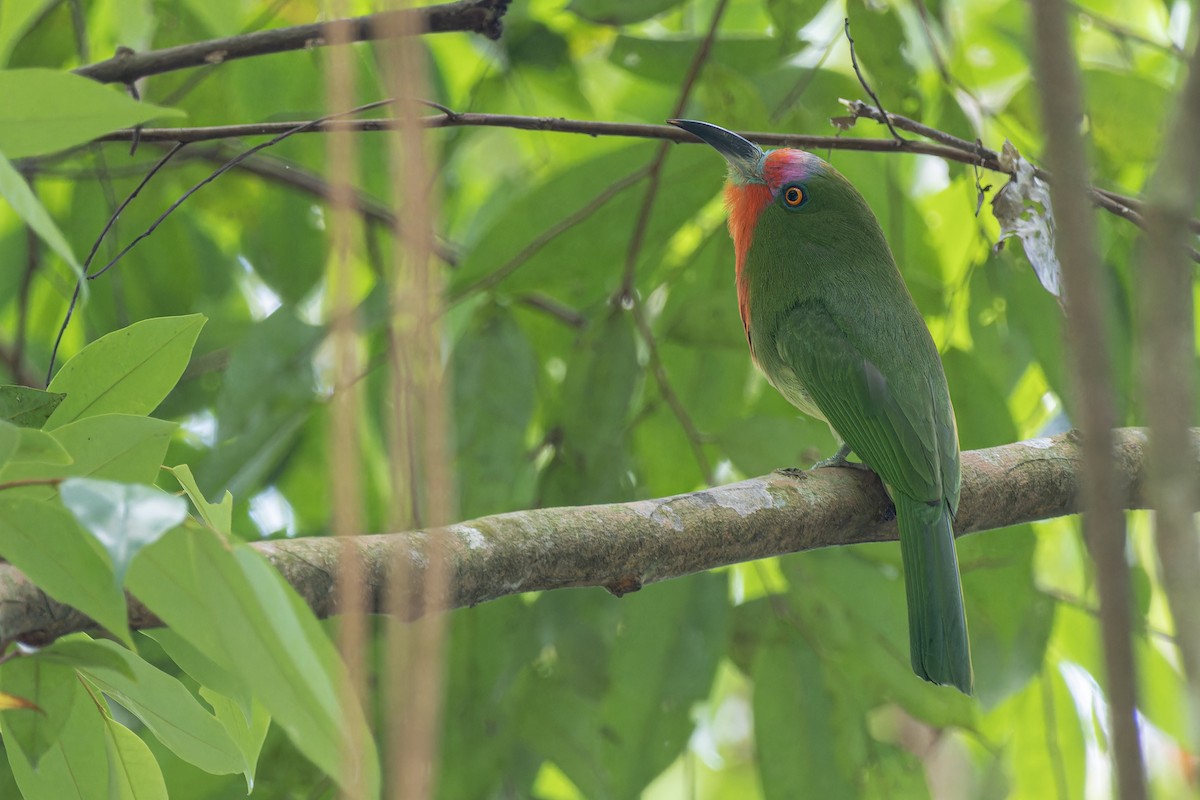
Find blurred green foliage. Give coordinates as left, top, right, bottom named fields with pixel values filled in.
left=0, top=0, right=1195, bottom=797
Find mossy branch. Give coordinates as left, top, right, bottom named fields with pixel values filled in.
left=0, top=428, right=1185, bottom=646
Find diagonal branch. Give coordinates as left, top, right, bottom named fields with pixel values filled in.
left=0, top=428, right=1188, bottom=647
left=73, top=0, right=510, bottom=85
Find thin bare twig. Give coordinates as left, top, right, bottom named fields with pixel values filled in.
left=617, top=0, right=729, bottom=298
left=516, top=293, right=586, bottom=328
left=844, top=17, right=904, bottom=143
left=1030, top=2, right=1147, bottom=798
left=73, top=0, right=510, bottom=85
left=45, top=142, right=188, bottom=386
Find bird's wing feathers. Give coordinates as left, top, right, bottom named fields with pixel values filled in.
left=775, top=301, right=946, bottom=502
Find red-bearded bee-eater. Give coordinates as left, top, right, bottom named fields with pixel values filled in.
left=670, top=119, right=972, bottom=694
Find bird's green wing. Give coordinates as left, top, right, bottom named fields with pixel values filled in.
left=773, top=300, right=950, bottom=503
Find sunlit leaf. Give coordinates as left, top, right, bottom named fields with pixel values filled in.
left=567, top=0, right=687, bottom=25
left=0, top=151, right=82, bottom=275
left=46, top=315, right=206, bottom=429
left=0, top=69, right=183, bottom=158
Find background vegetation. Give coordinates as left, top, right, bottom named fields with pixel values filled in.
left=0, top=0, right=1196, bottom=797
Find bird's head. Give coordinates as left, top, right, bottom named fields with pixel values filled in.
left=668, top=119, right=848, bottom=267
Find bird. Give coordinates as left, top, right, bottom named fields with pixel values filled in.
left=670, top=119, right=973, bottom=694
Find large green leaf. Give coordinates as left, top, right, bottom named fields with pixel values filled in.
left=126, top=528, right=378, bottom=795
left=0, top=69, right=183, bottom=158
left=79, top=640, right=243, bottom=776
left=753, top=621, right=858, bottom=799
left=538, top=308, right=640, bottom=505
left=452, top=303, right=538, bottom=518
left=440, top=597, right=541, bottom=800
left=599, top=573, right=729, bottom=798
left=518, top=575, right=728, bottom=799
left=60, top=477, right=188, bottom=585
left=198, top=307, right=321, bottom=496
left=46, top=315, right=206, bottom=429
left=0, top=495, right=131, bottom=644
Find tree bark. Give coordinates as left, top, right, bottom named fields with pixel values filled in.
left=0, top=427, right=1186, bottom=646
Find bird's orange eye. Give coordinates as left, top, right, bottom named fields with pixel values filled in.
left=783, top=185, right=806, bottom=207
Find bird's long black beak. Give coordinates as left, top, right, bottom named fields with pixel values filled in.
left=668, top=119, right=763, bottom=182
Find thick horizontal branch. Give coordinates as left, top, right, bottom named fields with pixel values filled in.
left=0, top=427, right=1190, bottom=646
left=73, top=0, right=509, bottom=85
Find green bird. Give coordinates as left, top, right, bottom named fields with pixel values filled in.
left=671, top=119, right=972, bottom=694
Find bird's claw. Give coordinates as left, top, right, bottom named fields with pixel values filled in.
left=810, top=443, right=872, bottom=472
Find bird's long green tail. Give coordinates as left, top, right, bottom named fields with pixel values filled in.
left=896, top=495, right=973, bottom=694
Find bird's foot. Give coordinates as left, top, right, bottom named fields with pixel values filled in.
left=810, top=443, right=872, bottom=472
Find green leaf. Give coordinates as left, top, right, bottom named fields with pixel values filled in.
left=126, top=528, right=378, bottom=794
left=8, top=426, right=72, bottom=465
left=0, top=385, right=66, bottom=428
left=0, top=415, right=175, bottom=499
left=34, top=635, right=136, bottom=680
left=539, top=308, right=641, bottom=506
left=753, top=622, right=859, bottom=799
left=166, top=463, right=232, bottom=535
left=600, top=573, right=729, bottom=798
left=568, top=0, right=687, bottom=25
left=1, top=668, right=109, bottom=799
left=142, top=629, right=251, bottom=720
left=0, top=495, right=131, bottom=644
left=0, top=150, right=82, bottom=275
left=79, top=640, right=243, bottom=776
left=200, top=688, right=270, bottom=792
left=103, top=716, right=169, bottom=800
left=0, top=0, right=57, bottom=66
left=0, top=657, right=77, bottom=767
left=60, top=477, right=188, bottom=585
left=453, top=303, right=538, bottom=518
left=0, top=419, right=17, bottom=469
left=198, top=307, right=321, bottom=496
left=440, top=597, right=541, bottom=800
left=0, top=69, right=183, bottom=158
left=46, top=314, right=206, bottom=429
